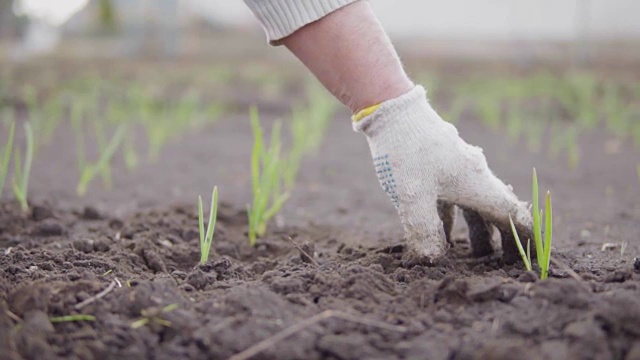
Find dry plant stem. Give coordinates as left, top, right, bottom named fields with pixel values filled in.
left=74, top=280, right=117, bottom=309
left=229, top=310, right=406, bottom=360
left=5, top=309, right=21, bottom=323
left=286, top=236, right=318, bottom=267
left=281, top=1, right=413, bottom=113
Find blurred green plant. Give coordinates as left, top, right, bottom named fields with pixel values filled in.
left=98, top=0, right=118, bottom=33
left=0, top=120, right=15, bottom=197
left=50, top=314, right=96, bottom=323
left=247, top=107, right=290, bottom=246
left=75, top=121, right=126, bottom=197
left=12, top=122, right=34, bottom=212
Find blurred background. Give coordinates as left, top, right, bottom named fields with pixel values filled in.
left=1, top=0, right=640, bottom=61
left=0, top=0, right=638, bottom=246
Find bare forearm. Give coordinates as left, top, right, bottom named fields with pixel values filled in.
left=280, top=1, right=413, bottom=113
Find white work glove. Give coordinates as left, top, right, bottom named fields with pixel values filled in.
left=353, top=86, right=533, bottom=264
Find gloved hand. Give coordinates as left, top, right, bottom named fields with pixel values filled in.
left=353, top=86, right=533, bottom=264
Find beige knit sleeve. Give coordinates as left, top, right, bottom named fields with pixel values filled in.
left=243, top=0, right=360, bottom=45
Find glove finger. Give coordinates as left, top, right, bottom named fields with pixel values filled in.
left=462, top=208, right=495, bottom=258
left=399, top=197, right=448, bottom=260
left=436, top=200, right=455, bottom=247
left=451, top=146, right=533, bottom=260
left=496, top=222, right=536, bottom=265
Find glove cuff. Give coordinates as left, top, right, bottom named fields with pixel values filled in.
left=352, top=85, right=432, bottom=138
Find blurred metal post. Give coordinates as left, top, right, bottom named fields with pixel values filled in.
left=158, top=0, right=180, bottom=57
left=575, top=0, right=591, bottom=64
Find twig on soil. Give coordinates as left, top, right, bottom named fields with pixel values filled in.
left=114, top=277, right=122, bottom=288
left=286, top=236, right=318, bottom=267
left=229, top=310, right=406, bottom=360
left=5, top=309, right=22, bottom=323
left=74, top=280, right=117, bottom=310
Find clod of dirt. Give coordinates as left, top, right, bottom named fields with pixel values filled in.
left=73, top=239, right=95, bottom=253
left=517, top=271, right=538, bottom=283
left=135, top=241, right=168, bottom=273
left=627, top=342, right=640, bottom=360
left=317, top=333, right=376, bottom=360
left=31, top=206, right=53, bottom=222
left=31, top=220, right=65, bottom=237
left=81, top=206, right=102, bottom=220
left=23, top=310, right=54, bottom=334
left=473, top=339, right=533, bottom=360
left=434, top=277, right=469, bottom=304
left=8, top=285, right=49, bottom=316
left=108, top=219, right=124, bottom=230
left=298, top=241, right=316, bottom=264
left=186, top=269, right=217, bottom=290
left=603, top=269, right=632, bottom=283
left=634, top=257, right=640, bottom=273
left=467, top=281, right=520, bottom=303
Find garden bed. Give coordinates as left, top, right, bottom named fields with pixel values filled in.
left=1, top=58, right=639, bottom=359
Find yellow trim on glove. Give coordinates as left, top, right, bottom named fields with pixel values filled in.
left=351, top=103, right=381, bottom=122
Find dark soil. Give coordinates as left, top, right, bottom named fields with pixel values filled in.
left=1, top=58, right=640, bottom=359
left=1, top=198, right=639, bottom=360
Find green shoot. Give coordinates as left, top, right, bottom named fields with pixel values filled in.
left=510, top=168, right=554, bottom=279
left=12, top=122, right=34, bottom=212
left=198, top=186, right=218, bottom=265
left=509, top=215, right=532, bottom=272
left=0, top=120, right=16, bottom=196
left=50, top=314, right=96, bottom=323
left=247, top=107, right=290, bottom=246
left=93, top=115, right=113, bottom=188
left=77, top=124, right=126, bottom=196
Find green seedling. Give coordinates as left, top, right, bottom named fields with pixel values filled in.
left=560, top=72, right=598, bottom=129
left=284, top=105, right=308, bottom=189
left=12, top=122, right=34, bottom=212
left=50, top=314, right=96, bottom=323
left=77, top=124, right=126, bottom=196
left=198, top=186, right=218, bottom=265
left=247, top=107, right=290, bottom=246
left=0, top=120, right=16, bottom=196
left=93, top=116, right=114, bottom=189
left=130, top=303, right=178, bottom=329
left=476, top=94, right=502, bottom=130
left=510, top=168, right=553, bottom=279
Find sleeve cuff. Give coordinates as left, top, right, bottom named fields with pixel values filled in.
left=244, top=0, right=360, bottom=45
